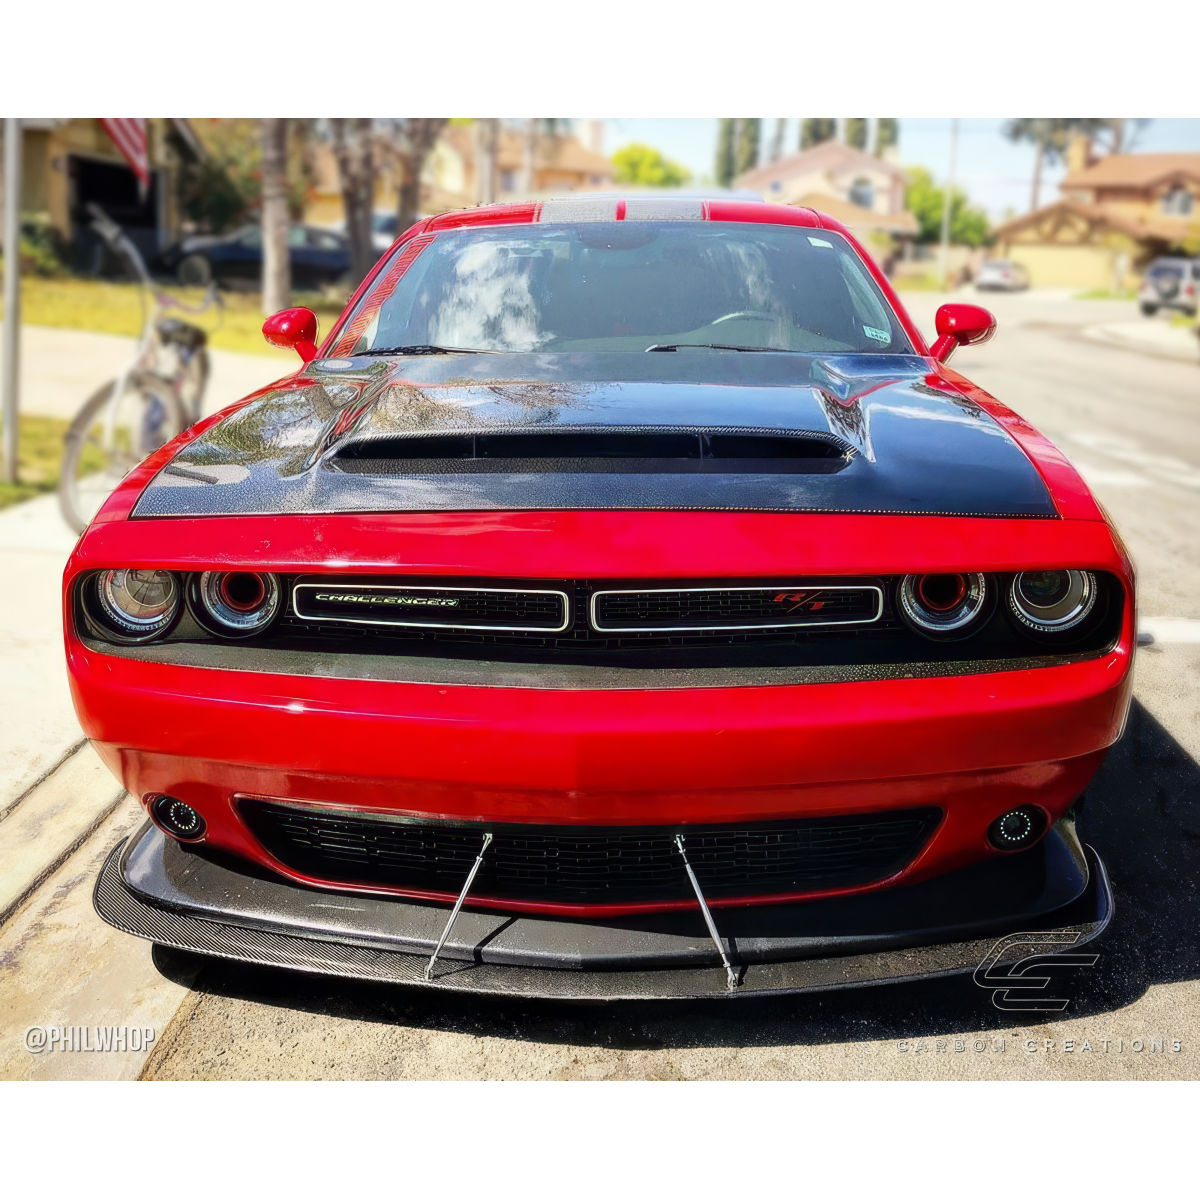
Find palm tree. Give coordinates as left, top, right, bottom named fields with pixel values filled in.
left=260, top=118, right=290, bottom=314
left=332, top=118, right=376, bottom=285
left=392, top=119, right=447, bottom=237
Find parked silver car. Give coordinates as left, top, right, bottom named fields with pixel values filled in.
left=975, top=260, right=1029, bottom=292
left=1139, top=257, right=1199, bottom=317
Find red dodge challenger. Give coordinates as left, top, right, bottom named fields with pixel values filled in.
left=73, top=197, right=1132, bottom=999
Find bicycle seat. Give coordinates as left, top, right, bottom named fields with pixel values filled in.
left=157, top=319, right=208, bottom=350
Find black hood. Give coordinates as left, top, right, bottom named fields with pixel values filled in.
left=132, top=352, right=1056, bottom=519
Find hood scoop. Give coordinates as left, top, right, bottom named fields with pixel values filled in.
left=331, top=428, right=853, bottom=476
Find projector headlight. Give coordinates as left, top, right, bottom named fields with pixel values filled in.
left=897, top=572, right=989, bottom=639
left=1008, top=570, right=1096, bottom=635
left=93, top=569, right=181, bottom=641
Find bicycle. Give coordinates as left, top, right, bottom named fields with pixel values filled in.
left=58, top=203, right=222, bottom=533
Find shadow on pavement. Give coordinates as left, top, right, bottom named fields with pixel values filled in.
left=153, top=699, right=1200, bottom=1051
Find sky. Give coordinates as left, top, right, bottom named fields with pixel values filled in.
left=600, top=118, right=1200, bottom=221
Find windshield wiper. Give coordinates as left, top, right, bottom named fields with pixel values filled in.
left=356, top=345, right=484, bottom=356
left=644, top=343, right=794, bottom=353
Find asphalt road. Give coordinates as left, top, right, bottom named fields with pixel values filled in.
left=8, top=293, right=1200, bottom=1079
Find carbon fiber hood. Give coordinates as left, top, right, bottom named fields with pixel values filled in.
left=132, top=352, right=1056, bottom=519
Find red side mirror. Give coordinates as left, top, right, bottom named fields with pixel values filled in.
left=930, top=303, right=996, bottom=364
left=262, top=307, right=319, bottom=363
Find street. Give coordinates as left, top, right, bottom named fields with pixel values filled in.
left=2, top=292, right=1198, bottom=1079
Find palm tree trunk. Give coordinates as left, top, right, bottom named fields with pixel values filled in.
left=333, top=118, right=377, bottom=285
left=261, top=118, right=290, bottom=314
left=1030, top=140, right=1044, bottom=212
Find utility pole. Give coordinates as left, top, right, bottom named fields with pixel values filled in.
left=937, top=117, right=958, bottom=291
left=2, top=118, right=22, bottom=485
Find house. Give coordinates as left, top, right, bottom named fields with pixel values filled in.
left=733, top=139, right=918, bottom=249
left=433, top=125, right=613, bottom=203
left=990, top=143, right=1200, bottom=288
left=11, top=118, right=196, bottom=270
left=304, top=123, right=615, bottom=229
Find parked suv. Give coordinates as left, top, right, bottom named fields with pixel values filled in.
left=1139, top=257, right=1199, bottom=317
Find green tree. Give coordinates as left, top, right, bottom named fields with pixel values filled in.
left=845, top=119, right=868, bottom=151
left=800, top=118, right=836, bottom=149
left=906, top=166, right=989, bottom=246
left=612, top=143, right=692, bottom=187
left=715, top=118, right=736, bottom=186
left=874, top=118, right=898, bottom=157
left=735, top=118, right=760, bottom=176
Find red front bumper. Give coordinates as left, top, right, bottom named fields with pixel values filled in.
left=65, top=508, right=1136, bottom=916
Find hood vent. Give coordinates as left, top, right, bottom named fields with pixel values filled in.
left=331, top=429, right=852, bottom=475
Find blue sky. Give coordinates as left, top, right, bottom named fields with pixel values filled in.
left=600, top=118, right=1200, bottom=221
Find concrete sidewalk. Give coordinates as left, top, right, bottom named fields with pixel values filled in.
left=1081, top=318, right=1198, bottom=364
left=13, top=324, right=292, bottom=422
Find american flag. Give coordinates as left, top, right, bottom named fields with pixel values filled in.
left=100, top=119, right=150, bottom=192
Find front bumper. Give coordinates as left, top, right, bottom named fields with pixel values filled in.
left=95, top=816, right=1112, bottom=1001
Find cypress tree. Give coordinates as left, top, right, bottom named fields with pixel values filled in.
left=800, top=118, right=836, bottom=149
left=735, top=118, right=761, bottom=176
left=715, top=118, right=736, bottom=186
left=874, top=118, right=899, bottom=156
left=845, top=119, right=868, bottom=150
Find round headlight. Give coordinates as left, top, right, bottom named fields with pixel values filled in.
left=1008, top=570, right=1096, bottom=634
left=193, top=571, right=281, bottom=636
left=897, top=573, right=989, bottom=639
left=95, top=569, right=180, bottom=640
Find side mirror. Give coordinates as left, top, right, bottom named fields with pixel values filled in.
left=263, top=307, right=319, bottom=363
left=930, top=303, right=996, bottom=364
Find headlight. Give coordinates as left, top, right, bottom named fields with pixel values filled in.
left=897, top=572, right=988, bottom=639
left=1008, top=570, right=1096, bottom=634
left=94, top=569, right=180, bottom=640
left=191, top=571, right=281, bottom=637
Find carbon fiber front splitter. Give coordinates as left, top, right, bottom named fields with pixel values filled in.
left=94, top=819, right=1112, bottom=1001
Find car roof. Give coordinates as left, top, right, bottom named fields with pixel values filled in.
left=423, top=196, right=850, bottom=238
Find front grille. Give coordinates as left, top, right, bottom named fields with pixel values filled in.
left=240, top=800, right=942, bottom=905
left=592, top=585, right=881, bottom=632
left=293, top=582, right=568, bottom=632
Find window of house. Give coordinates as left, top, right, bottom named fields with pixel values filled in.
left=499, top=170, right=517, bottom=194
left=849, top=177, right=874, bottom=209
left=1161, top=186, right=1195, bottom=216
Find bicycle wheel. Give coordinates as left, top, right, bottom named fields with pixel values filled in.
left=59, top=376, right=188, bottom=533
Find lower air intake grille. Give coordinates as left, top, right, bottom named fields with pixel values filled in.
left=239, top=801, right=942, bottom=906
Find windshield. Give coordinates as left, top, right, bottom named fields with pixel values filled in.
left=1149, top=262, right=1185, bottom=279
left=339, top=222, right=913, bottom=356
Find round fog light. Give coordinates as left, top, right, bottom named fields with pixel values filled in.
left=987, top=806, right=1047, bottom=852
left=150, top=794, right=207, bottom=841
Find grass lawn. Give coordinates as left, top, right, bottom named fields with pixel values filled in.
left=1, top=278, right=348, bottom=358
left=0, top=415, right=75, bottom=511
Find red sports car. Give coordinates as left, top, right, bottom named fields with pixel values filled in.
left=75, top=197, right=1132, bottom=999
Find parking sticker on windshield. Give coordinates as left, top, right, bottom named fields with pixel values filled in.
left=863, top=325, right=891, bottom=344
left=807, top=236, right=834, bottom=248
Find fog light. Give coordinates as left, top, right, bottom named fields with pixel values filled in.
left=987, top=806, right=1047, bottom=852
left=898, top=572, right=989, bottom=639
left=150, top=794, right=207, bottom=841
left=191, top=571, right=281, bottom=637
left=94, top=569, right=180, bottom=641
